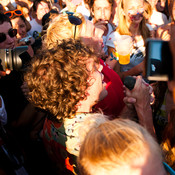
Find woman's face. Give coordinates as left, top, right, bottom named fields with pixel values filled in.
left=123, top=0, right=144, bottom=25
left=11, top=17, right=27, bottom=39
left=156, top=0, right=166, bottom=12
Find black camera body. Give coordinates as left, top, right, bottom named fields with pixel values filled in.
left=145, top=39, right=173, bottom=81
left=0, top=46, right=28, bottom=71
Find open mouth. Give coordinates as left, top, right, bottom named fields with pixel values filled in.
left=130, top=14, right=143, bottom=21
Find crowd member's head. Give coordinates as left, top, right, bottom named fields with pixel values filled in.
left=32, top=0, right=50, bottom=23
left=24, top=39, right=105, bottom=121
left=155, top=0, right=166, bottom=12
left=88, top=0, right=113, bottom=24
left=117, top=0, right=150, bottom=42
left=63, top=0, right=83, bottom=12
left=9, top=12, right=31, bottom=39
left=168, top=0, right=175, bottom=21
left=78, top=118, right=167, bottom=175
left=144, top=0, right=153, bottom=20
left=0, top=3, right=5, bottom=13
left=43, top=13, right=104, bottom=52
left=0, top=13, right=17, bottom=49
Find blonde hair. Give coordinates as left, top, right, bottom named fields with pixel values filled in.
left=78, top=118, right=163, bottom=175
left=42, top=13, right=86, bottom=49
left=117, top=0, right=150, bottom=43
left=78, top=113, right=109, bottom=144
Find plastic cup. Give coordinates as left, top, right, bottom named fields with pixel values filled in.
left=114, top=35, right=133, bottom=65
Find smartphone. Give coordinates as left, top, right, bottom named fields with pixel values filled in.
left=145, top=39, right=173, bottom=81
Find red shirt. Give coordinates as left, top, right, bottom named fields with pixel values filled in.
left=94, top=59, right=125, bottom=119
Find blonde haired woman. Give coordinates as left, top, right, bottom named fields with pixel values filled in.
left=105, top=0, right=151, bottom=81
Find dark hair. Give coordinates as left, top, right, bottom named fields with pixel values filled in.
left=10, top=14, right=31, bottom=32
left=32, top=0, right=50, bottom=12
left=88, top=0, right=114, bottom=11
left=0, top=12, right=12, bottom=25
left=42, top=9, right=59, bottom=26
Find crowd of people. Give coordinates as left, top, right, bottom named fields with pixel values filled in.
left=0, top=0, right=175, bottom=174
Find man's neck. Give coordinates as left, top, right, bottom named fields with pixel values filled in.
left=76, top=100, right=93, bottom=113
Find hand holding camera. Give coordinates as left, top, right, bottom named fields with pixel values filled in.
left=18, top=35, right=34, bottom=46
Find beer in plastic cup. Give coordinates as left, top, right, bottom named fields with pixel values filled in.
left=115, top=35, right=133, bottom=65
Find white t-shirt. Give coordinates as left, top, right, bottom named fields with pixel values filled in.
left=28, top=19, right=42, bottom=39
left=148, top=10, right=169, bottom=30
left=103, top=23, right=115, bottom=55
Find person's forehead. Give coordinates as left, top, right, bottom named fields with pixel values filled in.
left=0, top=22, right=12, bottom=33
left=11, top=17, right=24, bottom=25
left=94, top=0, right=111, bottom=7
left=124, top=0, right=144, bottom=8
left=37, top=1, right=49, bottom=9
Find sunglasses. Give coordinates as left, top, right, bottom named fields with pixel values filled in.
left=128, top=8, right=144, bottom=16
left=0, top=28, right=17, bottom=43
left=4, top=9, right=23, bottom=18
left=66, top=12, right=82, bottom=39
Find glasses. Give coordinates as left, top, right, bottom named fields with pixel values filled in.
left=128, top=8, right=144, bottom=16
left=0, top=28, right=17, bottom=43
left=66, top=12, right=82, bottom=39
left=4, top=9, right=23, bottom=18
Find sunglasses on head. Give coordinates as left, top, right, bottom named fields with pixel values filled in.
left=4, top=9, right=23, bottom=18
left=0, top=28, right=17, bottom=43
left=66, top=12, right=82, bottom=39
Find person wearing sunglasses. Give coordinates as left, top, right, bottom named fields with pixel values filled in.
left=0, top=12, right=31, bottom=128
left=105, top=0, right=152, bottom=81
left=0, top=14, right=17, bottom=49
left=6, top=10, right=36, bottom=57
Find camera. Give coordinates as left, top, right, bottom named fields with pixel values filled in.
left=19, top=35, right=32, bottom=45
left=145, top=39, right=173, bottom=81
left=0, top=46, right=28, bottom=71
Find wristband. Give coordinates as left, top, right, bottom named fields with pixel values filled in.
left=110, top=51, right=119, bottom=61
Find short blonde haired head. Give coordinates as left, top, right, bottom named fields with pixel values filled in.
left=42, top=13, right=86, bottom=49
left=78, top=118, right=163, bottom=175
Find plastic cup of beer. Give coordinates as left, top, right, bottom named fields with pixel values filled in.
left=115, top=35, right=133, bottom=65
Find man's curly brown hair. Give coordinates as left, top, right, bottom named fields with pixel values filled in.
left=24, top=39, right=100, bottom=121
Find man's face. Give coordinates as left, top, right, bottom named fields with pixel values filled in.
left=0, top=22, right=16, bottom=49
left=93, top=0, right=112, bottom=23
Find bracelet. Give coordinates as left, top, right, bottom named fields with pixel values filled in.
left=110, top=51, right=119, bottom=61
